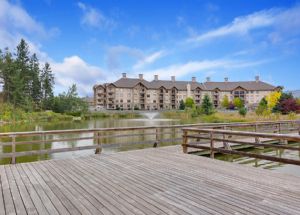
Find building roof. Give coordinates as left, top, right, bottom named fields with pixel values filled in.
left=203, top=81, right=277, bottom=91
left=95, top=77, right=277, bottom=91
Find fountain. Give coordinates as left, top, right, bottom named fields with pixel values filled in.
left=142, top=112, right=159, bottom=120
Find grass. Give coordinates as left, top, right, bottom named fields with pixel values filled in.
left=162, top=110, right=300, bottom=123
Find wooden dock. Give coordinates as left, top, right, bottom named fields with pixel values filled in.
left=1, top=146, right=300, bottom=215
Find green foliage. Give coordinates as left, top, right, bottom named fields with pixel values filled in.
left=200, top=94, right=214, bottom=115
left=0, top=39, right=55, bottom=111
left=179, top=100, right=185, bottom=110
left=233, top=97, right=244, bottom=109
left=238, top=107, right=247, bottom=117
left=52, top=84, right=88, bottom=115
left=221, top=95, right=229, bottom=109
left=256, top=97, right=268, bottom=116
left=185, top=97, right=195, bottom=109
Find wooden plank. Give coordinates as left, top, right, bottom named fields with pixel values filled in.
left=4, top=166, right=27, bottom=215
left=18, top=164, right=59, bottom=215
left=9, top=165, right=38, bottom=215
left=23, top=163, right=70, bottom=215
left=14, top=165, right=49, bottom=214
left=0, top=169, right=5, bottom=215
left=0, top=165, right=16, bottom=215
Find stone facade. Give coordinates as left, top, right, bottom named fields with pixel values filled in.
left=93, top=73, right=280, bottom=110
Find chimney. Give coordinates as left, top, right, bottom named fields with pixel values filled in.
left=139, top=74, right=143, bottom=80
left=171, top=76, right=175, bottom=82
left=122, top=73, right=127, bottom=78
left=255, top=76, right=259, bottom=82
left=224, top=77, right=228, bottom=82
left=192, top=77, right=196, bottom=83
left=206, top=77, right=211, bottom=82
left=154, top=75, right=158, bottom=81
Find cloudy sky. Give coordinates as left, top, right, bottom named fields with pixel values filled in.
left=1, top=0, right=300, bottom=96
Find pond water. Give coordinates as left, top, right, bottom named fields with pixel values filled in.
left=1, top=112, right=300, bottom=177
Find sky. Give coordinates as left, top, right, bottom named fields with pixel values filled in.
left=1, top=0, right=300, bottom=96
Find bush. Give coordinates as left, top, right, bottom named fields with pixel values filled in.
left=233, top=97, right=244, bottom=109
left=256, top=98, right=268, bottom=116
left=238, top=107, right=247, bottom=117
left=185, top=97, right=195, bottom=109
left=221, top=95, right=229, bottom=109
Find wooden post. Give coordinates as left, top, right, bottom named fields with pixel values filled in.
left=255, top=137, right=261, bottom=144
left=95, top=131, right=102, bottom=154
left=182, top=130, right=188, bottom=153
left=254, top=123, right=258, bottom=132
left=153, top=128, right=159, bottom=148
left=210, top=131, right=214, bottom=159
left=11, top=135, right=16, bottom=164
left=278, top=122, right=281, bottom=134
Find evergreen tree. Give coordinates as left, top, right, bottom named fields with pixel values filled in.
left=256, top=97, right=268, bottom=116
left=29, top=54, right=42, bottom=108
left=201, top=94, right=214, bottom=115
left=179, top=100, right=185, bottom=110
left=41, top=62, right=55, bottom=110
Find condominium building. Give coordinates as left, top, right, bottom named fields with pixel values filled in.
left=93, top=73, right=280, bottom=110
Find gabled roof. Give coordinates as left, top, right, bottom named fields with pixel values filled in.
left=150, top=80, right=206, bottom=90
left=203, top=81, right=276, bottom=91
left=113, top=78, right=152, bottom=88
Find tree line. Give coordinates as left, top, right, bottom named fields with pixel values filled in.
left=0, top=39, right=87, bottom=115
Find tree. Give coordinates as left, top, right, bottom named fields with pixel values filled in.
left=200, top=94, right=213, bottom=115
left=273, top=92, right=295, bottom=113
left=256, top=97, right=268, bottom=116
left=185, top=97, right=195, bottom=109
left=266, top=91, right=281, bottom=111
left=233, top=97, right=244, bottom=109
left=29, top=54, right=42, bottom=109
left=279, top=98, right=300, bottom=114
left=221, top=95, right=229, bottom=109
left=179, top=100, right=185, bottom=110
left=41, top=62, right=54, bottom=110
left=52, top=84, right=88, bottom=115
left=239, top=107, right=247, bottom=117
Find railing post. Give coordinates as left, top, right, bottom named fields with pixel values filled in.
left=153, top=128, right=159, bottom=147
left=254, top=123, right=258, bottom=132
left=255, top=137, right=261, bottom=144
left=182, top=130, right=188, bottom=153
left=278, top=122, right=281, bottom=134
left=210, top=131, right=214, bottom=159
left=11, top=135, right=16, bottom=164
left=95, top=131, right=102, bottom=154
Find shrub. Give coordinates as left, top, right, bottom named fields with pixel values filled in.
left=238, top=107, right=247, bottom=117
left=179, top=100, right=185, bottom=110
left=256, top=98, right=268, bottom=116
left=185, top=97, right=195, bottom=109
left=233, top=97, right=244, bottom=109
left=221, top=95, right=229, bottom=109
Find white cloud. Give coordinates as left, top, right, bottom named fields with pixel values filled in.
left=51, top=56, right=106, bottom=96
left=187, top=5, right=300, bottom=43
left=188, top=10, right=275, bottom=43
left=133, top=50, right=166, bottom=70
left=139, top=59, right=267, bottom=81
left=77, top=2, right=116, bottom=30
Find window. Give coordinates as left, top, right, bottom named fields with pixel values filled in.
left=120, top=99, right=123, bottom=103
left=127, top=100, right=131, bottom=103
left=153, top=100, right=156, bottom=103
left=147, top=94, right=150, bottom=98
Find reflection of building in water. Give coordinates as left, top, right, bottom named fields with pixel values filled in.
left=93, top=73, right=281, bottom=110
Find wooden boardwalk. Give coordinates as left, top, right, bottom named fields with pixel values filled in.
left=1, top=146, right=300, bottom=215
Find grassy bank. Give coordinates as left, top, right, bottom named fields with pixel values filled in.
left=83, top=111, right=142, bottom=119
left=162, top=110, right=300, bottom=123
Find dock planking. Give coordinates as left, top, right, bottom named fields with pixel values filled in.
left=1, top=146, right=300, bottom=214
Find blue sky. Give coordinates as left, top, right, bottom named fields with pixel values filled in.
left=1, top=0, right=300, bottom=95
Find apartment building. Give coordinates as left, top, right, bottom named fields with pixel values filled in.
left=93, top=73, right=280, bottom=110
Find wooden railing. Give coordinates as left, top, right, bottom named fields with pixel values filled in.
left=0, top=120, right=299, bottom=164
left=182, top=121, right=300, bottom=165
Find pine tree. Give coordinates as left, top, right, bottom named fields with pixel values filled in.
left=30, top=54, right=42, bottom=109
left=41, top=62, right=55, bottom=110
left=201, top=94, right=214, bottom=115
